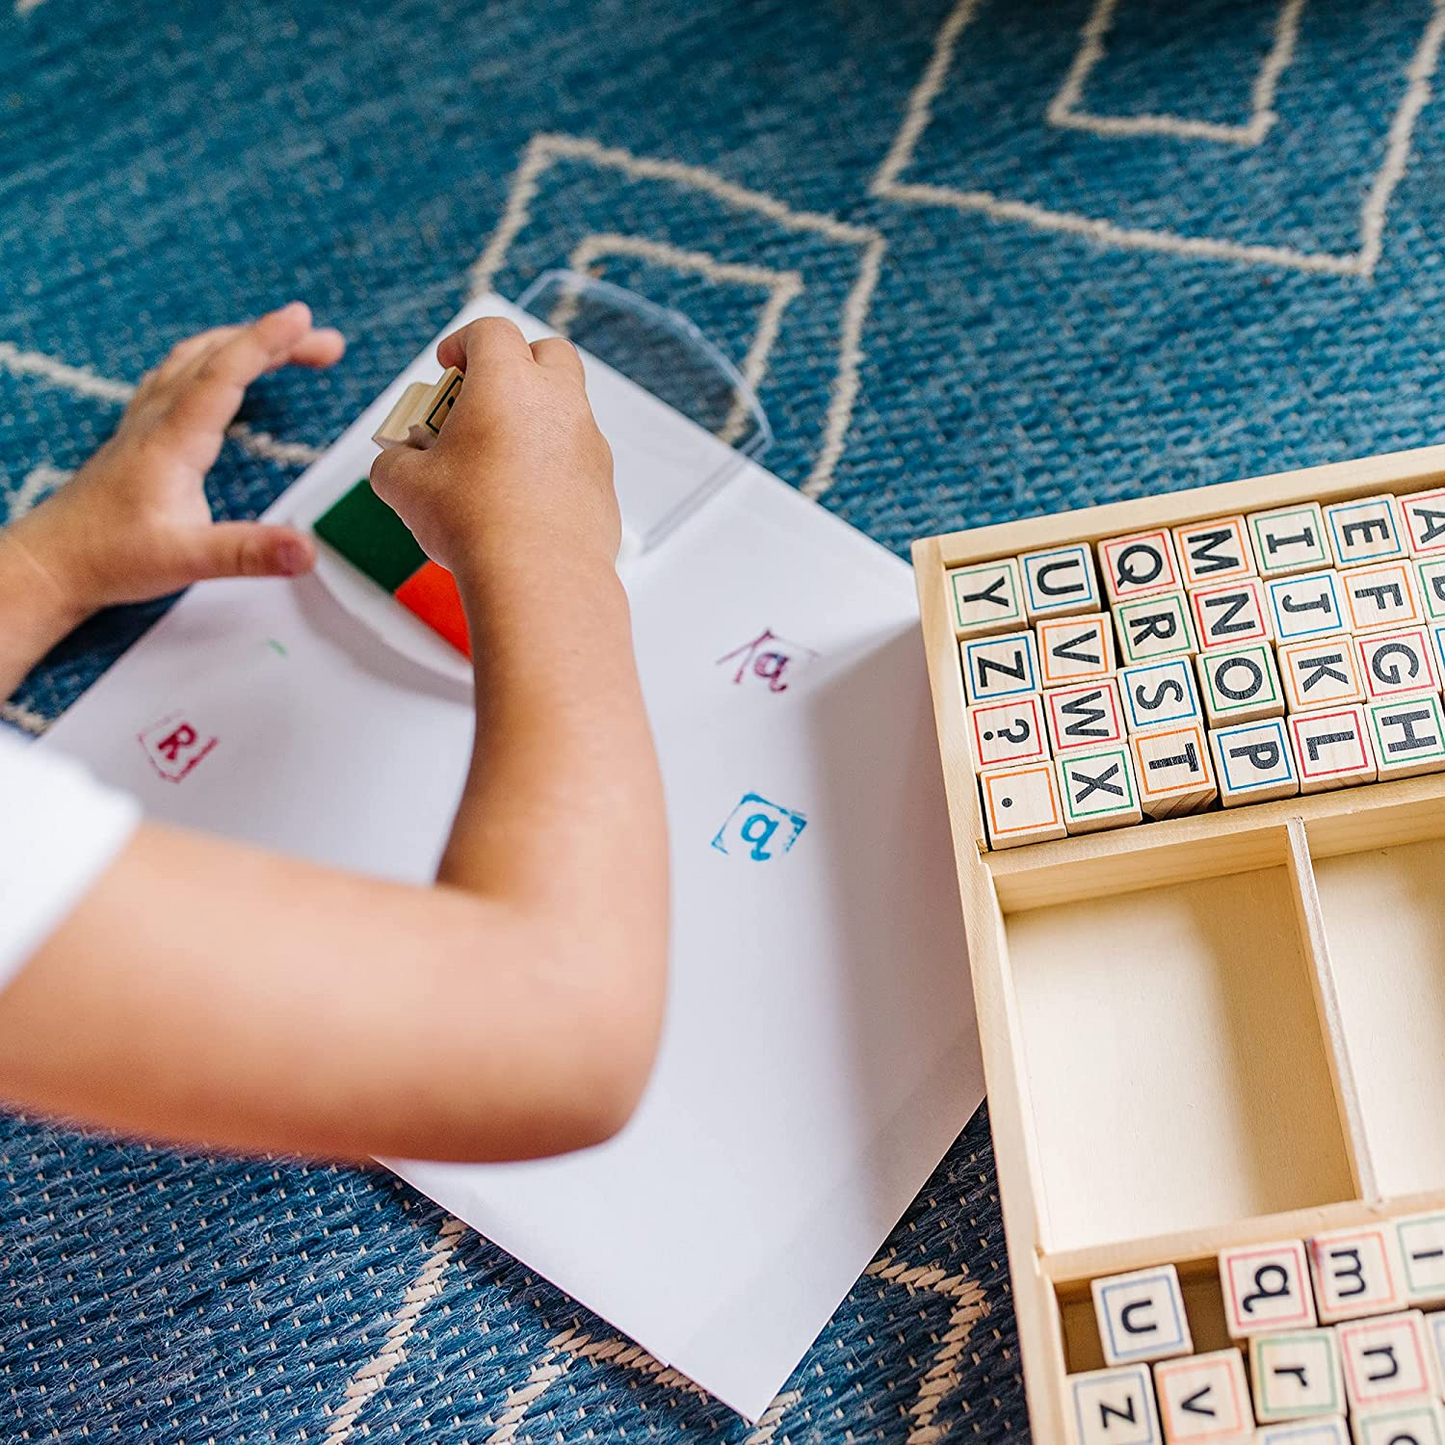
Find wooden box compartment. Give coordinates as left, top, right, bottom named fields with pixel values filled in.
left=912, top=444, right=1445, bottom=1440
left=1007, top=850, right=1355, bottom=1256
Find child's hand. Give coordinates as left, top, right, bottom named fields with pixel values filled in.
left=368, top=317, right=617, bottom=583
left=9, top=303, right=345, bottom=620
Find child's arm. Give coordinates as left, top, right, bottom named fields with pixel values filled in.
left=0, top=308, right=669, bottom=1163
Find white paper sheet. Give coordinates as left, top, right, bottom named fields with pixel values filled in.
left=39, top=297, right=983, bottom=1420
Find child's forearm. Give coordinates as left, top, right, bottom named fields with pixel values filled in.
left=0, top=526, right=88, bottom=701
left=442, top=546, right=669, bottom=1084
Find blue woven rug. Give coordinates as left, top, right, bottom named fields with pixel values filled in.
left=5, top=0, right=1444, bottom=1438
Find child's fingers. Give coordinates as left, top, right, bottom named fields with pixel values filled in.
left=283, top=327, right=346, bottom=369
left=530, top=337, right=585, bottom=384
left=184, top=522, right=316, bottom=582
left=436, top=316, right=531, bottom=373
left=158, top=304, right=317, bottom=440
left=368, top=438, right=425, bottom=511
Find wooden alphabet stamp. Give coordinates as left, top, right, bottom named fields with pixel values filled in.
left=1115, top=592, right=1197, bottom=667
left=1153, top=1349, right=1253, bottom=1441
left=1400, top=487, right=1445, bottom=556
left=1417, top=558, right=1445, bottom=622
left=1219, top=1239, right=1315, bottom=1337
left=1395, top=1212, right=1445, bottom=1307
left=1356, top=627, right=1441, bottom=703
left=1290, top=705, right=1377, bottom=793
left=1068, top=1363, right=1162, bottom=1445
left=1189, top=576, right=1272, bottom=650
left=1326, top=494, right=1407, bottom=567
left=1046, top=678, right=1128, bottom=754
left=1037, top=613, right=1115, bottom=687
left=1099, top=529, right=1184, bottom=605
left=960, top=629, right=1040, bottom=705
left=1248, top=1328, right=1343, bottom=1424
left=1197, top=643, right=1285, bottom=726
left=1057, top=747, right=1142, bottom=834
left=1367, top=694, right=1445, bottom=780
left=1020, top=543, right=1101, bottom=619
left=1174, top=516, right=1256, bottom=587
left=1249, top=502, right=1331, bottom=578
left=1278, top=636, right=1365, bottom=713
left=1340, top=559, right=1424, bottom=633
left=1119, top=659, right=1204, bottom=735
left=1130, top=722, right=1216, bottom=818
left=979, top=760, right=1067, bottom=850
left=1209, top=718, right=1299, bottom=807
left=1308, top=1225, right=1406, bottom=1323
left=1351, top=1400, right=1445, bottom=1445
left=948, top=559, right=1027, bottom=637
left=1254, top=1422, right=1349, bottom=1445
left=967, top=694, right=1050, bottom=771
left=1265, top=570, right=1347, bottom=645
left=1337, top=1310, right=1437, bottom=1411
left=1091, top=1264, right=1192, bottom=1366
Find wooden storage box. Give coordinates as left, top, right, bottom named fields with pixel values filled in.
left=912, top=444, right=1445, bottom=1441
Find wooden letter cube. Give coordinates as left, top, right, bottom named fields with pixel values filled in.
left=1020, top=543, right=1102, bottom=619
left=1153, top=1349, right=1253, bottom=1441
left=960, top=629, right=1040, bottom=705
left=1341, top=559, right=1424, bottom=633
left=1091, top=1265, right=1192, bottom=1367
left=1352, top=1399, right=1445, bottom=1445
left=1325, top=494, right=1407, bottom=567
left=1308, top=1225, right=1406, bottom=1323
left=1048, top=678, right=1128, bottom=753
left=1367, top=694, right=1445, bottom=779
left=1249, top=502, right=1332, bottom=578
left=1069, top=1363, right=1163, bottom=1444
left=1174, top=516, right=1256, bottom=587
left=1255, top=1422, right=1349, bottom=1445
left=1038, top=613, right=1116, bottom=688
left=1248, top=1328, right=1343, bottom=1423
left=1100, top=529, right=1184, bottom=605
left=1120, top=660, right=1204, bottom=735
left=1131, top=723, right=1217, bottom=818
left=1416, top=558, right=1445, bottom=622
left=1209, top=719, right=1299, bottom=807
left=1266, top=570, right=1347, bottom=645
left=1190, top=576, right=1272, bottom=650
left=1338, top=1310, right=1437, bottom=1411
left=1357, top=627, right=1441, bottom=703
left=1197, top=643, right=1285, bottom=726
left=979, top=761, right=1066, bottom=850
left=1115, top=593, right=1198, bottom=667
left=967, top=694, right=1050, bottom=771
left=1219, top=1239, right=1316, bottom=1337
left=1058, top=746, right=1143, bottom=834
left=1290, top=705, right=1377, bottom=793
left=1279, top=636, right=1365, bottom=713
left=948, top=559, right=1027, bottom=637
left=1400, top=487, right=1445, bottom=556
left=1429, top=1313, right=1445, bottom=1396
left=1396, top=1212, right=1445, bottom=1307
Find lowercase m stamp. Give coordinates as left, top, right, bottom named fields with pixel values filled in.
left=138, top=712, right=219, bottom=783
left=712, top=794, right=808, bottom=861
